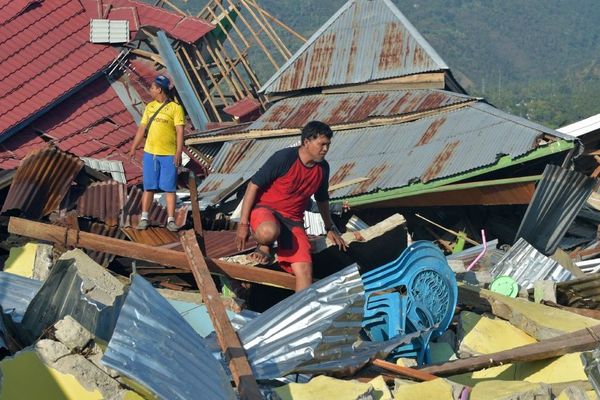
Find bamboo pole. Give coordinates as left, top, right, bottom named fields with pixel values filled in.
left=243, top=0, right=306, bottom=42
left=239, top=0, right=291, bottom=59
left=202, top=37, right=244, bottom=100
left=180, top=46, right=223, bottom=121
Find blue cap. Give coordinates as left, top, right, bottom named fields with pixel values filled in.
left=154, top=75, right=170, bottom=90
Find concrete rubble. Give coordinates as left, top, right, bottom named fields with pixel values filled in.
left=1, top=0, right=600, bottom=399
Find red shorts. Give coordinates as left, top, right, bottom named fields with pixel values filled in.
left=250, top=207, right=311, bottom=274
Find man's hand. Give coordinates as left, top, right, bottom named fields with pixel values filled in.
left=128, top=148, right=136, bottom=161
left=327, top=226, right=348, bottom=251
left=174, top=152, right=182, bottom=167
left=236, top=223, right=251, bottom=251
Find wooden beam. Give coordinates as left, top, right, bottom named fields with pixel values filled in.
left=419, top=324, right=600, bottom=376
left=371, top=359, right=438, bottom=382
left=187, top=170, right=205, bottom=253
left=181, top=231, right=262, bottom=399
left=7, top=217, right=295, bottom=290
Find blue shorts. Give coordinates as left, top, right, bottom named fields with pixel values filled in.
left=143, top=152, right=177, bottom=192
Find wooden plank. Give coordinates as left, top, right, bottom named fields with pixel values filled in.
left=419, top=324, right=600, bottom=376
left=181, top=231, right=262, bottom=399
left=7, top=217, right=296, bottom=290
left=187, top=170, right=205, bottom=252
left=371, top=359, right=438, bottom=382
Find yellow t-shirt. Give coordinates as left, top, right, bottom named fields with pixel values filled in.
left=141, top=100, right=185, bottom=155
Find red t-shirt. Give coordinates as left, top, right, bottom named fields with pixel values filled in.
left=251, top=147, right=330, bottom=222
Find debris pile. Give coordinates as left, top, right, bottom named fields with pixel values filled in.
left=2, top=0, right=600, bottom=399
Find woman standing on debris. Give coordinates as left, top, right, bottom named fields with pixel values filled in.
left=128, top=75, right=184, bottom=232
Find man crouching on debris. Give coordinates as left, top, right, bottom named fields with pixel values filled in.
left=128, top=75, right=184, bottom=232
left=236, top=121, right=347, bottom=292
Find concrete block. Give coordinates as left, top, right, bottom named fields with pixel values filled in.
left=87, top=342, right=120, bottom=379
left=54, top=315, right=93, bottom=351
left=457, top=311, right=537, bottom=357
left=273, top=375, right=375, bottom=400
left=556, top=385, right=589, bottom=400
left=393, top=378, right=463, bottom=400
left=470, top=380, right=552, bottom=400
left=52, top=354, right=122, bottom=399
left=32, top=243, right=53, bottom=281
left=396, top=357, right=417, bottom=368
left=533, top=280, right=556, bottom=304
left=468, top=287, right=600, bottom=340
left=368, top=376, right=392, bottom=400
left=34, top=339, right=70, bottom=364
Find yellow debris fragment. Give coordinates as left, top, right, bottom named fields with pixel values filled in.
left=4, top=242, right=38, bottom=277
left=470, top=380, right=551, bottom=400
left=368, top=376, right=393, bottom=400
left=458, top=311, right=537, bottom=356
left=517, top=352, right=587, bottom=383
left=273, top=375, right=373, bottom=400
left=0, top=351, right=103, bottom=399
left=393, top=378, right=459, bottom=400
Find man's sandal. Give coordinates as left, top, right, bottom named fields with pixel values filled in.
left=248, top=248, right=274, bottom=266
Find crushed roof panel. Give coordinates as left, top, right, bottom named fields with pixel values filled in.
left=0, top=77, right=142, bottom=183
left=0, top=0, right=116, bottom=136
left=100, top=0, right=214, bottom=43
left=260, top=0, right=448, bottom=94
left=198, top=103, right=574, bottom=200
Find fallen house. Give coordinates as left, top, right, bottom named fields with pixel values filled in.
left=2, top=0, right=600, bottom=399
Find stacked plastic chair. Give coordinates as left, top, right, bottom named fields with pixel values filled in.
left=361, top=241, right=457, bottom=365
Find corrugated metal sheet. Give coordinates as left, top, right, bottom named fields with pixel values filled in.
left=198, top=103, right=573, bottom=201
left=77, top=180, right=126, bottom=227
left=21, top=253, right=126, bottom=344
left=0, top=0, right=117, bottom=137
left=157, top=30, right=209, bottom=130
left=121, top=228, right=255, bottom=258
left=238, top=264, right=423, bottom=378
left=250, top=90, right=472, bottom=131
left=81, top=157, right=127, bottom=183
left=0, top=272, right=43, bottom=323
left=101, top=274, right=236, bottom=400
left=122, top=226, right=179, bottom=247
left=515, top=164, right=597, bottom=256
left=490, top=238, right=572, bottom=290
left=85, top=222, right=126, bottom=267
left=1, top=147, right=84, bottom=219
left=123, top=186, right=188, bottom=227
left=259, top=0, right=448, bottom=94
left=556, top=273, right=600, bottom=308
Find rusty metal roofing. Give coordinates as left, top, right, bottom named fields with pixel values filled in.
left=123, top=186, right=188, bottom=228
left=198, top=102, right=574, bottom=201
left=85, top=222, right=126, bottom=267
left=77, top=180, right=126, bottom=227
left=187, top=90, right=474, bottom=142
left=1, top=147, right=84, bottom=219
left=122, top=226, right=179, bottom=248
left=259, top=0, right=448, bottom=94
left=120, top=228, right=255, bottom=258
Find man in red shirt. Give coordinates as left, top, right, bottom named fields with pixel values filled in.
left=236, top=121, right=347, bottom=292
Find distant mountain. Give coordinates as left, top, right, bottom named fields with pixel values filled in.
left=170, top=0, right=600, bottom=128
